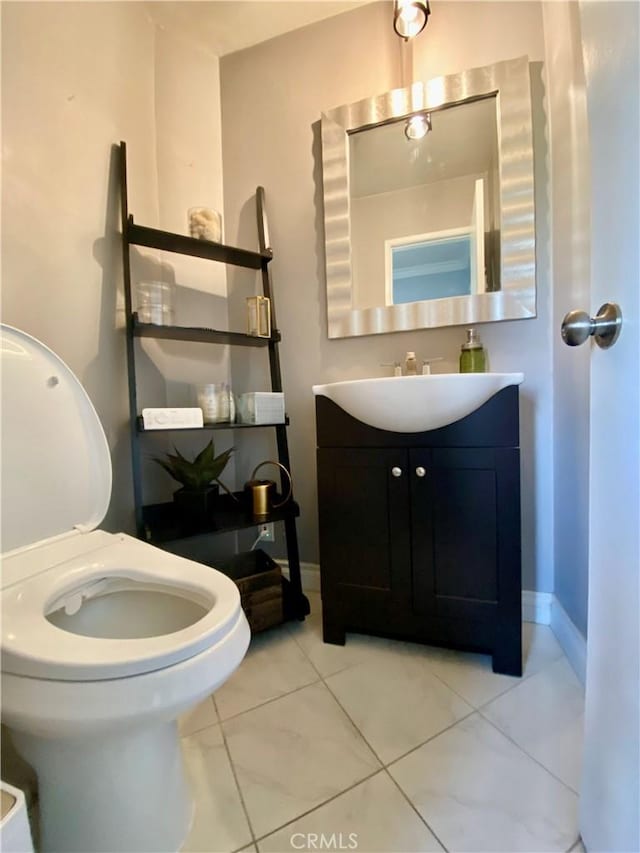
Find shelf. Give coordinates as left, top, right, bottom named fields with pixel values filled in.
left=133, top=315, right=281, bottom=346
left=120, top=146, right=306, bottom=619
left=137, top=416, right=289, bottom=433
left=126, top=216, right=271, bottom=269
left=141, top=492, right=300, bottom=544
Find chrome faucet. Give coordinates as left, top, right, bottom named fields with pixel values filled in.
left=421, top=356, right=444, bottom=375
left=381, top=360, right=402, bottom=376
left=406, top=353, right=445, bottom=375
left=382, top=354, right=444, bottom=376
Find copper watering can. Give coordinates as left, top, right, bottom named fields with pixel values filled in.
left=244, top=461, right=292, bottom=520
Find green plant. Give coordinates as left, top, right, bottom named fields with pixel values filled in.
left=153, top=440, right=233, bottom=491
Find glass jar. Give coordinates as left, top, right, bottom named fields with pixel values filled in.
left=196, top=383, right=232, bottom=423
left=136, top=281, right=175, bottom=326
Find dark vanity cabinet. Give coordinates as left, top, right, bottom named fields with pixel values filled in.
left=316, top=387, right=522, bottom=676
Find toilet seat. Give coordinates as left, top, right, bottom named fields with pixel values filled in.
left=2, top=532, right=243, bottom=681
left=1, top=324, right=248, bottom=685
left=0, top=325, right=112, bottom=557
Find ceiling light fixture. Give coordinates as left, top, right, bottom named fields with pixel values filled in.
left=393, top=0, right=430, bottom=40
left=404, top=112, right=432, bottom=140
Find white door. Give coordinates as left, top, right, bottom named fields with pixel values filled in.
left=578, top=2, right=640, bottom=850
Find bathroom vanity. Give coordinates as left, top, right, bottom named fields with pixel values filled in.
left=315, top=384, right=522, bottom=676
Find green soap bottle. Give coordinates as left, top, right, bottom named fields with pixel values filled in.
left=459, top=328, right=486, bottom=373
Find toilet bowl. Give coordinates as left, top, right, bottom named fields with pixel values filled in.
left=0, top=325, right=250, bottom=852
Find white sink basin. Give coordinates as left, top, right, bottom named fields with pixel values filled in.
left=313, top=373, right=524, bottom=433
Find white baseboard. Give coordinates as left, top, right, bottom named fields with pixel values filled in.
left=277, top=563, right=557, bottom=631
left=522, top=591, right=587, bottom=684
left=550, top=597, right=587, bottom=685
left=522, top=590, right=553, bottom=624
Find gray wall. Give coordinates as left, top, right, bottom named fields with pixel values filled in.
left=1, top=1, right=158, bottom=534
left=220, top=1, right=554, bottom=594
left=1, top=2, right=230, bottom=534
left=543, top=1, right=591, bottom=636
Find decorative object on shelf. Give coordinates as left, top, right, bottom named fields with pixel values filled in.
left=244, top=460, right=292, bottom=520
left=238, top=391, right=285, bottom=424
left=173, top=483, right=219, bottom=527
left=136, top=280, right=175, bottom=326
left=187, top=207, right=222, bottom=242
left=214, top=549, right=284, bottom=633
left=152, top=440, right=234, bottom=526
left=246, top=295, right=271, bottom=337
left=142, top=407, right=204, bottom=430
left=196, top=383, right=234, bottom=423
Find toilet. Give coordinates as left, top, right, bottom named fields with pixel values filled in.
left=0, top=325, right=250, bottom=853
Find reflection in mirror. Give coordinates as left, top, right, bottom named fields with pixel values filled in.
left=321, top=56, right=536, bottom=338
left=350, top=98, right=498, bottom=309
left=388, top=224, right=478, bottom=304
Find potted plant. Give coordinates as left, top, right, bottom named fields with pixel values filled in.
left=153, top=440, right=234, bottom=527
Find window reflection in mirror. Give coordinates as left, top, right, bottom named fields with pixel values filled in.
left=349, top=96, right=499, bottom=311
left=388, top=230, right=474, bottom=304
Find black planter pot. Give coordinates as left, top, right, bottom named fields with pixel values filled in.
left=173, top=484, right=219, bottom=529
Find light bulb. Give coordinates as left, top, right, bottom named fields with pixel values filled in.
left=393, top=0, right=430, bottom=40
left=404, top=113, right=432, bottom=141
left=400, top=5, right=418, bottom=24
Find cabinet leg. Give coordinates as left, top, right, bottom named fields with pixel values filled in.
left=297, top=592, right=311, bottom=620
left=492, top=636, right=523, bottom=677
left=322, top=609, right=346, bottom=646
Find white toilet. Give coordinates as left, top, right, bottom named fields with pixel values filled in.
left=0, top=325, right=250, bottom=852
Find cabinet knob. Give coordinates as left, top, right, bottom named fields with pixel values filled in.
left=415, top=466, right=426, bottom=478
left=391, top=466, right=403, bottom=478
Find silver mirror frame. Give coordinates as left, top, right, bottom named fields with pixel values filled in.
left=321, top=56, right=536, bottom=338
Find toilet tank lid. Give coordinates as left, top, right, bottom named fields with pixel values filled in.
left=0, top=325, right=112, bottom=555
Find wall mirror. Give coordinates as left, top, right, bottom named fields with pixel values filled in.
left=321, top=56, right=536, bottom=338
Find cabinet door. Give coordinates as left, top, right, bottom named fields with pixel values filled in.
left=410, top=447, right=505, bottom=622
left=317, top=448, right=411, bottom=612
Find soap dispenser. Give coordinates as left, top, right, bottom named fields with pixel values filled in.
left=405, top=352, right=418, bottom=375
left=459, top=329, right=486, bottom=373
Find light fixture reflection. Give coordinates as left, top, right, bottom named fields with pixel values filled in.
left=404, top=112, right=432, bottom=140
left=393, top=0, right=430, bottom=40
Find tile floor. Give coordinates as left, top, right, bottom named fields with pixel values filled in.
left=179, top=593, right=585, bottom=853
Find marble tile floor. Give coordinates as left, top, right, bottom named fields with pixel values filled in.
left=180, top=593, right=584, bottom=853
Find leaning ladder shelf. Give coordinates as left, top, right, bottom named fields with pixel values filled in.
left=119, top=140, right=309, bottom=622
